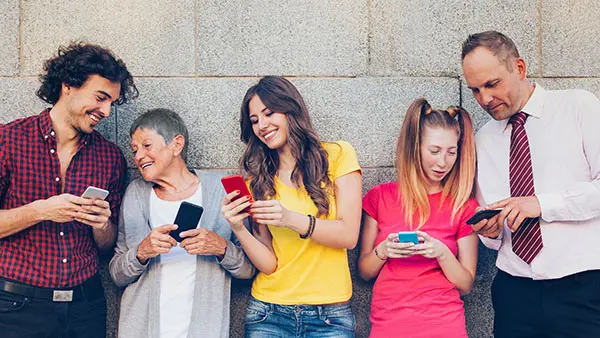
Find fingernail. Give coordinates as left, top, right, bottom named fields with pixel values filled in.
left=235, top=190, right=240, bottom=194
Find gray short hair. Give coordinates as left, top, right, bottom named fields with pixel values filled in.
left=461, top=31, right=520, bottom=71
left=129, top=108, right=189, bottom=163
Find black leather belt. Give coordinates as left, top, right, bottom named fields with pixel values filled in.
left=0, top=274, right=103, bottom=302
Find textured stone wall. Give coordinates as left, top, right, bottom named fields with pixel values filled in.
left=1, top=1, right=599, bottom=337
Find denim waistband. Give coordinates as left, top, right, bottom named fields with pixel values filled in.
left=248, top=296, right=352, bottom=316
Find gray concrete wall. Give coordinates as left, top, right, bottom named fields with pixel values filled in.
left=1, top=1, right=599, bottom=337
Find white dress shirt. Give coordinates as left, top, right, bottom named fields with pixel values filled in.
left=475, top=84, right=600, bottom=280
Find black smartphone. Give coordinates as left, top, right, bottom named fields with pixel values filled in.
left=466, top=209, right=502, bottom=225
left=171, top=201, right=204, bottom=242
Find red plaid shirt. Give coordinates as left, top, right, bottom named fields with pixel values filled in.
left=0, top=109, right=126, bottom=288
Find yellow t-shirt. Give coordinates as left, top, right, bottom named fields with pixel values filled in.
left=250, top=140, right=361, bottom=305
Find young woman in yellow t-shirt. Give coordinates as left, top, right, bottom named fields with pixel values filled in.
left=221, top=76, right=362, bottom=337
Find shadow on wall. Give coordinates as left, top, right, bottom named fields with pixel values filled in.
left=100, top=242, right=497, bottom=338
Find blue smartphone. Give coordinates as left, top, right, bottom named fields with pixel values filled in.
left=397, top=231, right=419, bottom=244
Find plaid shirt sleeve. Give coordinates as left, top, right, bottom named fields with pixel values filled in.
left=106, top=150, right=127, bottom=227
left=0, top=126, right=8, bottom=203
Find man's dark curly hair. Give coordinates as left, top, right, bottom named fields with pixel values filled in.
left=36, top=42, right=138, bottom=105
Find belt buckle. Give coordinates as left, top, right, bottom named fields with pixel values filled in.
left=52, top=290, right=73, bottom=302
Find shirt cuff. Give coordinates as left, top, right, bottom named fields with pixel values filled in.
left=216, top=240, right=235, bottom=267
left=536, top=193, right=563, bottom=222
left=478, top=232, right=503, bottom=250
left=129, top=245, right=149, bottom=271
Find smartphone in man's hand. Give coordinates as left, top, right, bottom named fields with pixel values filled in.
left=81, top=186, right=109, bottom=200
left=466, top=209, right=502, bottom=225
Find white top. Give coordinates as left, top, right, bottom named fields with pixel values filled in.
left=475, top=85, right=600, bottom=280
left=149, top=184, right=202, bottom=338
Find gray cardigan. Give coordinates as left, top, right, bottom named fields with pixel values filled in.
left=109, top=170, right=255, bottom=338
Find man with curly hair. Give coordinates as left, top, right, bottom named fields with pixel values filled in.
left=0, top=42, right=138, bottom=338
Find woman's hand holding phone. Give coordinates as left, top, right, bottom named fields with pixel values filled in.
left=377, top=233, right=418, bottom=259
left=221, top=191, right=252, bottom=232
left=410, top=231, right=450, bottom=259
left=180, top=228, right=227, bottom=257
left=136, top=224, right=178, bottom=264
left=249, top=200, right=292, bottom=228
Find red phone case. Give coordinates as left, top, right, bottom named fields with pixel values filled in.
left=220, top=175, right=254, bottom=212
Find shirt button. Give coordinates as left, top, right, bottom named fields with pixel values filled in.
left=44, top=135, right=48, bottom=140
left=50, top=149, right=55, bottom=154
left=59, top=232, right=64, bottom=236
left=62, top=259, right=67, bottom=263
left=50, top=131, right=55, bottom=136
left=55, top=177, right=60, bottom=182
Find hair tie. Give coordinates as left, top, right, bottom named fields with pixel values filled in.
left=446, top=106, right=460, bottom=118
left=421, top=102, right=433, bottom=115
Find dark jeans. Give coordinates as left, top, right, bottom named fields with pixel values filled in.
left=245, top=296, right=355, bottom=338
left=492, top=269, right=600, bottom=338
left=0, top=287, right=106, bottom=338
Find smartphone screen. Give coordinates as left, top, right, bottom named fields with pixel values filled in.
left=220, top=175, right=253, bottom=212
left=171, top=202, right=204, bottom=242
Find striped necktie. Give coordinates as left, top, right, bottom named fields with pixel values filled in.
left=509, top=112, right=543, bottom=264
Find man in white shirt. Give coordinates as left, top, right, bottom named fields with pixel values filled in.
left=462, top=30, right=600, bottom=338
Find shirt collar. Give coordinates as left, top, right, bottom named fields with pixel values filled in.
left=520, top=83, right=545, bottom=119
left=38, top=108, right=54, bottom=139
left=499, top=83, right=545, bottom=133
left=38, top=108, right=95, bottom=147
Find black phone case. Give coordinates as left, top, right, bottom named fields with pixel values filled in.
left=466, top=209, right=502, bottom=225
left=171, top=201, right=204, bottom=242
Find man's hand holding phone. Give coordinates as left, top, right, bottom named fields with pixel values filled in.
left=470, top=207, right=503, bottom=239
left=487, top=196, right=541, bottom=232
left=77, top=186, right=111, bottom=230
left=136, top=224, right=178, bottom=264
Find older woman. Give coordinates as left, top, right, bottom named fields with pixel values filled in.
left=109, top=108, right=255, bottom=338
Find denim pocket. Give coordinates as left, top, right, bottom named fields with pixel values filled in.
left=0, top=291, right=28, bottom=313
left=322, top=306, right=355, bottom=332
left=245, top=298, right=270, bottom=325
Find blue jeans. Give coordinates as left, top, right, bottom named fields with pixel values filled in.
left=245, top=297, right=356, bottom=338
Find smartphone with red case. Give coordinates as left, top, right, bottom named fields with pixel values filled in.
left=220, top=175, right=254, bottom=213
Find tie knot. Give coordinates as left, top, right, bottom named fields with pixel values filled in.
left=509, top=112, right=528, bottom=126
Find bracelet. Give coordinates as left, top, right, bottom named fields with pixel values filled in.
left=300, top=214, right=316, bottom=239
left=373, top=246, right=387, bottom=260
left=308, top=215, right=316, bottom=237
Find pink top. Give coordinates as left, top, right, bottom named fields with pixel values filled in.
left=363, top=182, right=477, bottom=338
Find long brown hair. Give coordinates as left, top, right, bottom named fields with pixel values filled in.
left=396, top=98, right=476, bottom=228
left=239, top=76, right=333, bottom=216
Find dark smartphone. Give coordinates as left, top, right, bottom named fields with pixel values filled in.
left=220, top=175, right=254, bottom=213
left=466, top=209, right=502, bottom=225
left=171, top=201, right=204, bottom=242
